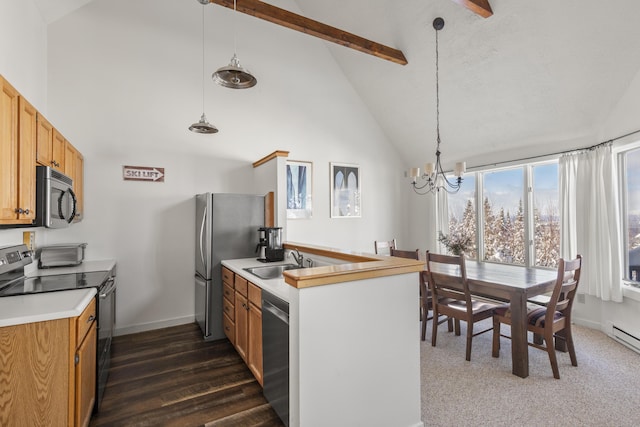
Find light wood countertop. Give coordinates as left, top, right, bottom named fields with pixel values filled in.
left=282, top=242, right=424, bottom=289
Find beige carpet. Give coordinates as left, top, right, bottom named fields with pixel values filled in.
left=420, top=319, right=640, bottom=426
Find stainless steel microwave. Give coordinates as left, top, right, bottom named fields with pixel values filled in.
left=35, top=166, right=77, bottom=228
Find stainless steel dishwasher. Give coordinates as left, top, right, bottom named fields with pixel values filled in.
left=262, top=290, right=289, bottom=427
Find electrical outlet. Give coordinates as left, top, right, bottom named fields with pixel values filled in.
left=577, top=293, right=585, bottom=304
left=22, top=231, right=35, bottom=251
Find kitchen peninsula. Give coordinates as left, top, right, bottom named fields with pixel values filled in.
left=223, top=243, right=425, bottom=427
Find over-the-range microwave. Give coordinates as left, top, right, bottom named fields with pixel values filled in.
left=34, top=165, right=77, bottom=228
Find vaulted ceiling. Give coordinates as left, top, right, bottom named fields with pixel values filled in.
left=33, top=0, right=640, bottom=169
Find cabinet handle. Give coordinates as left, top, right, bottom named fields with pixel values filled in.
left=88, top=315, right=95, bottom=323
left=15, top=208, right=23, bottom=214
left=23, top=209, right=29, bottom=215
left=75, top=354, right=79, bottom=365
left=225, top=326, right=230, bottom=331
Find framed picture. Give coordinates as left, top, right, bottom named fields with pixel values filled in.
left=286, top=160, right=313, bottom=219
left=330, top=162, right=361, bottom=218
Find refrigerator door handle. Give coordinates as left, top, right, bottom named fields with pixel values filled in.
left=199, top=209, right=207, bottom=270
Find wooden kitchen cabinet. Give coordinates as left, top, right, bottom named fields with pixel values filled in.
left=235, top=291, right=249, bottom=362
left=247, top=282, right=263, bottom=386
left=222, top=267, right=236, bottom=345
left=0, top=298, right=97, bottom=427
left=64, top=140, right=84, bottom=222
left=75, top=300, right=97, bottom=427
left=0, top=76, right=36, bottom=225
left=36, top=114, right=65, bottom=171
left=223, top=268, right=264, bottom=386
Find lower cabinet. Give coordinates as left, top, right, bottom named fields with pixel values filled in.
left=222, top=266, right=263, bottom=386
left=0, top=298, right=97, bottom=427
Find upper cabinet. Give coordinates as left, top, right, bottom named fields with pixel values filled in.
left=1, top=74, right=84, bottom=226
left=64, top=141, right=84, bottom=222
left=36, top=114, right=65, bottom=171
left=0, top=76, right=36, bottom=224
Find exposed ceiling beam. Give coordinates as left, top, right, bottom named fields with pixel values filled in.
left=208, top=0, right=408, bottom=65
left=450, top=0, right=493, bottom=18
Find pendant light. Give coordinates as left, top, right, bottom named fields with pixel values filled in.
left=189, top=1, right=219, bottom=134
left=409, top=17, right=465, bottom=194
left=212, top=0, right=257, bottom=89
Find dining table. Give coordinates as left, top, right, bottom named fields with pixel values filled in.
left=428, top=259, right=558, bottom=378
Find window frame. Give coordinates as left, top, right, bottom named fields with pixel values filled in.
left=616, top=139, right=640, bottom=288
left=446, top=158, right=559, bottom=270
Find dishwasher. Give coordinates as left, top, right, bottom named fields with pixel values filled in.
left=262, top=290, right=289, bottom=427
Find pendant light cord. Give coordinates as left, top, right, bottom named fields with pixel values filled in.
left=233, top=0, right=237, bottom=55
left=435, top=24, right=441, bottom=154
left=201, top=5, right=205, bottom=113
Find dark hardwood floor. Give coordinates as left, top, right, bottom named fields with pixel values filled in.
left=89, top=322, right=284, bottom=427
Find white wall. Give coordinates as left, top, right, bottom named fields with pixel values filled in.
left=0, top=0, right=409, bottom=334
left=0, top=0, right=47, bottom=110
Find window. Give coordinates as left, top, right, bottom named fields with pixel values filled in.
left=446, top=161, right=559, bottom=269
left=622, top=147, right=640, bottom=284
left=447, top=175, right=477, bottom=259
left=532, top=163, right=560, bottom=268
left=483, top=168, right=525, bottom=265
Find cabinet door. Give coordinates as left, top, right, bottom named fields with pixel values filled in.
left=36, top=113, right=54, bottom=167
left=235, top=292, right=249, bottom=362
left=248, top=301, right=263, bottom=386
left=0, top=319, right=70, bottom=425
left=52, top=129, right=66, bottom=171
left=75, top=322, right=96, bottom=427
left=17, top=97, right=36, bottom=222
left=0, top=76, right=19, bottom=222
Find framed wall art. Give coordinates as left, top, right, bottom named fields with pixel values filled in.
left=286, top=160, right=313, bottom=219
left=330, top=162, right=361, bottom=218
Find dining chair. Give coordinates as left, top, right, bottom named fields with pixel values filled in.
left=419, top=269, right=454, bottom=341
left=491, top=255, right=582, bottom=379
left=374, top=239, right=397, bottom=255
left=426, top=251, right=500, bottom=361
left=389, top=248, right=418, bottom=259
left=389, top=248, right=421, bottom=319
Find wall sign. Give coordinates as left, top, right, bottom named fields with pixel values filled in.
left=123, top=165, right=165, bottom=182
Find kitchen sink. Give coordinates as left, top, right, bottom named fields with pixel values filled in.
left=244, top=264, right=303, bottom=280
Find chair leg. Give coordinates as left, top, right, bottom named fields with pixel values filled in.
left=533, top=333, right=543, bottom=345
left=447, top=317, right=453, bottom=332
left=544, top=331, right=560, bottom=379
left=492, top=317, right=500, bottom=358
left=465, top=323, right=473, bottom=361
left=454, top=319, right=461, bottom=336
left=431, top=309, right=439, bottom=347
left=421, top=309, right=427, bottom=341
left=564, top=324, right=578, bottom=367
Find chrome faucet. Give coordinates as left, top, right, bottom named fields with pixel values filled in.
left=290, top=249, right=304, bottom=267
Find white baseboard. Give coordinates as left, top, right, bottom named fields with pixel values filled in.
left=114, top=315, right=195, bottom=337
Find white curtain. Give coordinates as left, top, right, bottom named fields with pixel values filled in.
left=559, top=143, right=623, bottom=302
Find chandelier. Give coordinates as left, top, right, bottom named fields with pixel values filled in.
left=410, top=17, right=465, bottom=194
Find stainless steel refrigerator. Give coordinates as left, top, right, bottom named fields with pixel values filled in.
left=195, top=193, right=265, bottom=340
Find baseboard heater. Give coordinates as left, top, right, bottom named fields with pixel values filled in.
left=612, top=325, right=640, bottom=354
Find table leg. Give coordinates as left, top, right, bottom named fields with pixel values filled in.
left=510, top=293, right=529, bottom=378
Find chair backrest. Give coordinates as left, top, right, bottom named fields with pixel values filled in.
left=426, top=251, right=472, bottom=312
left=546, top=255, right=582, bottom=321
left=389, top=248, right=419, bottom=260
left=374, top=239, right=397, bottom=255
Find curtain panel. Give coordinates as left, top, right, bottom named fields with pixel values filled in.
left=559, top=143, right=623, bottom=302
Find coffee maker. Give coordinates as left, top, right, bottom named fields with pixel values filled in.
left=257, top=227, right=284, bottom=262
